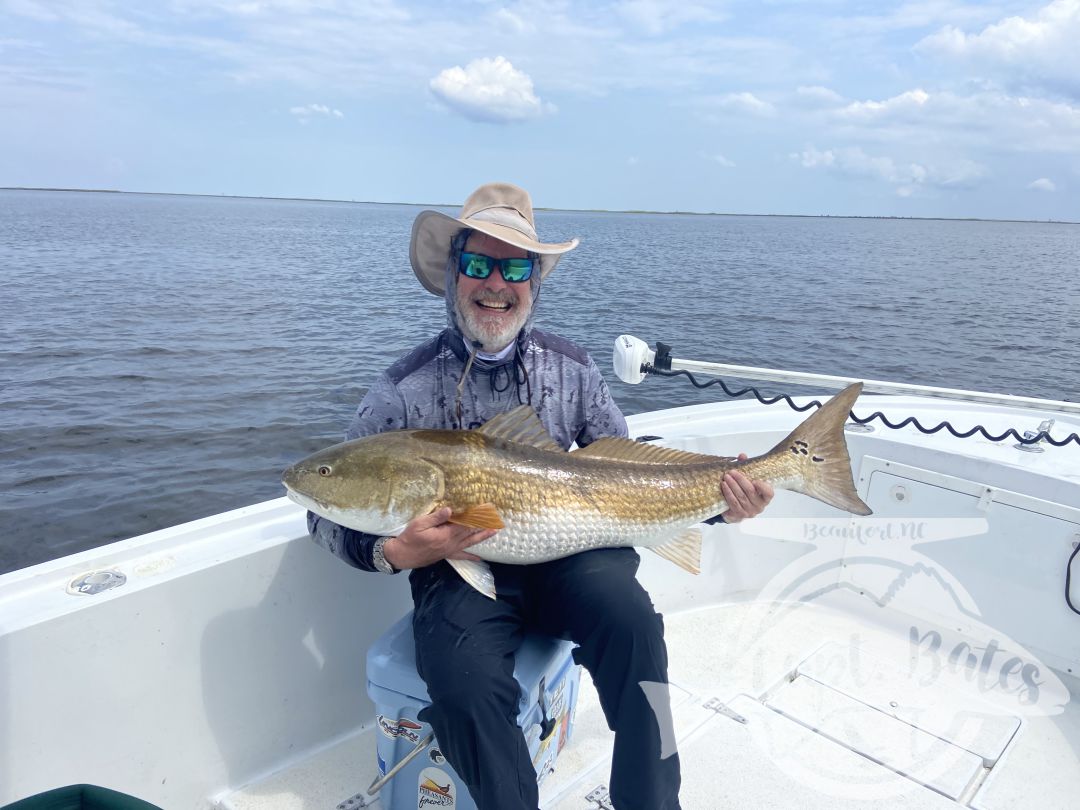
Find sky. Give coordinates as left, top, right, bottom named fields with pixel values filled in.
left=2, top=0, right=1080, bottom=220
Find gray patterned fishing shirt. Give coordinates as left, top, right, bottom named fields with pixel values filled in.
left=307, top=325, right=629, bottom=572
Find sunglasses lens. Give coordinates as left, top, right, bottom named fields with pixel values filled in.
left=460, top=252, right=533, bottom=282
left=502, top=258, right=534, bottom=282
left=460, top=252, right=493, bottom=279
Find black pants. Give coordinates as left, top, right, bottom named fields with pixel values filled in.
left=409, top=548, right=682, bottom=810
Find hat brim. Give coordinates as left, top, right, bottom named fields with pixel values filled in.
left=410, top=210, right=579, bottom=296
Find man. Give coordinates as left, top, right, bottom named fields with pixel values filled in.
left=308, top=182, right=773, bottom=809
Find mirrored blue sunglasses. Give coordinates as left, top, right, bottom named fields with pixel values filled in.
left=458, top=252, right=535, bottom=283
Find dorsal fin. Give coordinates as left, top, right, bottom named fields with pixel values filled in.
left=575, top=437, right=729, bottom=466
left=476, top=405, right=562, bottom=451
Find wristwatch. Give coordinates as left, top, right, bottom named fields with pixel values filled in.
left=371, top=536, right=398, bottom=575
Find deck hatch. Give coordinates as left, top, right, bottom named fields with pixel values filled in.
left=794, top=643, right=1020, bottom=764
left=767, top=674, right=985, bottom=800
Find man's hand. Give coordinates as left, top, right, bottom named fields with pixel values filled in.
left=721, top=454, right=775, bottom=523
left=382, top=507, right=497, bottom=570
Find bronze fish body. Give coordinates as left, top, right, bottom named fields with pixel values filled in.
left=284, top=383, right=871, bottom=597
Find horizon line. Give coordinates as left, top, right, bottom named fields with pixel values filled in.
left=2, top=186, right=1076, bottom=226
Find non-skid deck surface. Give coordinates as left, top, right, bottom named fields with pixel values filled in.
left=221, top=600, right=1080, bottom=810
left=546, top=600, right=1079, bottom=809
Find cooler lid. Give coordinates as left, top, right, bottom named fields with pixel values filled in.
left=366, top=612, right=431, bottom=702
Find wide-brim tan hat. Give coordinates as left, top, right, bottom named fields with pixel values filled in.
left=410, top=182, right=579, bottom=296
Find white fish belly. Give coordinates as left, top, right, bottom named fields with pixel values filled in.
left=468, top=505, right=707, bottom=565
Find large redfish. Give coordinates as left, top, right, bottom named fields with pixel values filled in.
left=283, top=383, right=871, bottom=597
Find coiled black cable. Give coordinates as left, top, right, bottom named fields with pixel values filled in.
left=642, top=365, right=1080, bottom=448
left=1066, top=543, right=1080, bottom=617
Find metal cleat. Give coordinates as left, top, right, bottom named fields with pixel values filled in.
left=1016, top=418, right=1055, bottom=452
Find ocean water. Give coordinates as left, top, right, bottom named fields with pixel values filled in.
left=2, top=189, right=1078, bottom=574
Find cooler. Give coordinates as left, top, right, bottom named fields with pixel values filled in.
left=366, top=612, right=582, bottom=810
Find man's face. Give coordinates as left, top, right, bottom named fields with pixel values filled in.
left=454, top=232, right=533, bottom=353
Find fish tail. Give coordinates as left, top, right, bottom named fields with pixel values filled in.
left=764, top=382, right=872, bottom=515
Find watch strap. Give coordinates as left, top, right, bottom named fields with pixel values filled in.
left=371, top=536, right=398, bottom=574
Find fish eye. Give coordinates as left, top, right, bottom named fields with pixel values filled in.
left=317, top=465, right=333, bottom=477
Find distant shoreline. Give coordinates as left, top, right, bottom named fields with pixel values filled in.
left=3, top=186, right=1076, bottom=226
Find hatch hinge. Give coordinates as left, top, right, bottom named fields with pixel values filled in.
left=337, top=791, right=373, bottom=808
left=585, top=785, right=614, bottom=809
left=704, top=696, right=748, bottom=724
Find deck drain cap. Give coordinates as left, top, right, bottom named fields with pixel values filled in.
left=68, top=569, right=127, bottom=596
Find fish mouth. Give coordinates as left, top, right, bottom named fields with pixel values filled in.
left=284, top=488, right=327, bottom=514
left=284, top=488, right=308, bottom=507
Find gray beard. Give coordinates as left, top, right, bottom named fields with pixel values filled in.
left=457, top=296, right=529, bottom=353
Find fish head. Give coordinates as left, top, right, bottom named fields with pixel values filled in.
left=282, top=433, right=445, bottom=534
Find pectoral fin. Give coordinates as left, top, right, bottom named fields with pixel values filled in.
left=446, top=503, right=505, bottom=530
left=649, top=529, right=702, bottom=575
left=448, top=558, right=497, bottom=600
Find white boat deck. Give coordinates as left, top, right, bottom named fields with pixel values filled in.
left=221, top=597, right=1080, bottom=809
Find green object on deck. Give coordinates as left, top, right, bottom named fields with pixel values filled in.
left=2, top=785, right=163, bottom=810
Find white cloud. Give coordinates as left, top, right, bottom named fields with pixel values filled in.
left=701, top=91, right=775, bottom=116
left=429, top=56, right=553, bottom=124
left=704, top=152, right=736, bottom=167
left=826, top=2, right=1005, bottom=36
left=289, top=103, right=343, bottom=123
left=794, top=85, right=845, bottom=108
left=919, top=0, right=1079, bottom=59
left=1028, top=177, right=1057, bottom=191
left=617, top=0, right=727, bottom=36
left=917, top=0, right=1080, bottom=97
left=797, top=147, right=835, bottom=169
left=838, top=88, right=930, bottom=120
left=804, top=87, right=1080, bottom=155
left=2, top=0, right=818, bottom=103
left=492, top=8, right=530, bottom=34
left=3, top=0, right=61, bottom=23
left=794, top=146, right=988, bottom=195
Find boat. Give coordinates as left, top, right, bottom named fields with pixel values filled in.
left=2, top=337, right=1078, bottom=809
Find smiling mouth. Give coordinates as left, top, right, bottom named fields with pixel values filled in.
left=475, top=300, right=512, bottom=312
